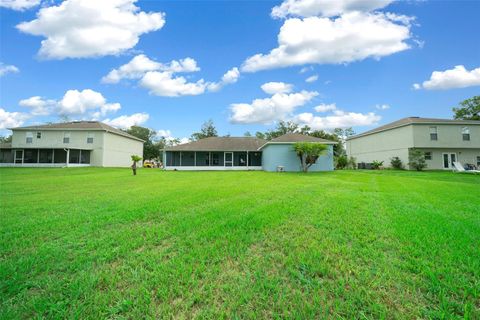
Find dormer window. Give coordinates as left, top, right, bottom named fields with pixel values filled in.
left=26, top=132, right=33, bottom=143
left=462, top=127, right=470, bottom=141
left=429, top=126, right=438, bottom=141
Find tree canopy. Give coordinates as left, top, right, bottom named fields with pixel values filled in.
left=191, top=120, right=218, bottom=141
left=293, top=142, right=328, bottom=172
left=125, top=126, right=160, bottom=160
left=453, top=96, right=480, bottom=120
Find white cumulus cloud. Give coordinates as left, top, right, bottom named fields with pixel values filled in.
left=295, top=109, right=381, bottom=130
left=103, top=54, right=239, bottom=96
left=0, top=0, right=39, bottom=10
left=102, top=54, right=200, bottom=84
left=271, top=0, right=393, bottom=18
left=16, top=0, right=165, bottom=59
left=0, top=108, right=30, bottom=130
left=0, top=63, right=19, bottom=77
left=375, top=104, right=390, bottom=110
left=261, top=82, right=293, bottom=94
left=413, top=65, right=480, bottom=90
left=104, top=113, right=149, bottom=129
left=230, top=87, right=318, bottom=124
left=305, top=74, right=319, bottom=83
left=242, top=11, right=412, bottom=72
left=140, top=71, right=208, bottom=97
left=314, top=103, right=337, bottom=112
left=19, top=89, right=121, bottom=119
left=19, top=96, right=56, bottom=116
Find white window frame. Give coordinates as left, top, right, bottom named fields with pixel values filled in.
left=63, top=132, right=70, bottom=144
left=429, top=126, right=438, bottom=141
left=26, top=132, right=33, bottom=144
left=224, top=152, right=233, bottom=167
left=87, top=132, right=94, bottom=144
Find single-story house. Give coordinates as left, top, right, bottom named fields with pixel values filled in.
left=346, top=117, right=480, bottom=170
left=0, top=121, right=144, bottom=167
left=163, top=133, right=336, bottom=171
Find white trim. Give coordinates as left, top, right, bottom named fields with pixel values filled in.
left=165, top=166, right=262, bottom=171
left=0, top=163, right=90, bottom=168
left=224, top=152, right=233, bottom=167
left=442, top=152, right=457, bottom=170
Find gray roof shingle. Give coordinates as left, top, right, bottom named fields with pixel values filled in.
left=347, top=117, right=480, bottom=140
left=165, top=137, right=267, bottom=151
left=268, top=133, right=336, bottom=144
left=10, top=121, right=144, bottom=142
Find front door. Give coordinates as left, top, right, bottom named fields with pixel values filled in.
left=14, top=150, right=23, bottom=164
left=442, top=153, right=456, bottom=169
left=224, top=152, right=233, bottom=167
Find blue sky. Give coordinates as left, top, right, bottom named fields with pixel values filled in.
left=1, top=0, right=479, bottom=140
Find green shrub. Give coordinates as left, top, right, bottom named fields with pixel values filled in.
left=371, top=160, right=384, bottom=170
left=408, top=148, right=427, bottom=171
left=335, top=155, right=348, bottom=169
left=347, top=156, right=357, bottom=169
left=390, top=157, right=404, bottom=170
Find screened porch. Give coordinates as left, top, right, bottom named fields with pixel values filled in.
left=165, top=151, right=262, bottom=169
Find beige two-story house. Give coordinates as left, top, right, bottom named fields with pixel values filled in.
left=0, top=121, right=144, bottom=167
left=346, top=117, right=480, bottom=170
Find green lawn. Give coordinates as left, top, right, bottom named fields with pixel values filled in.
left=1, top=168, right=479, bottom=319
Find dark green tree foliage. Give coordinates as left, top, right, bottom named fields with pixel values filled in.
left=453, top=96, right=480, bottom=120
left=125, top=126, right=160, bottom=160
left=263, top=121, right=299, bottom=140
left=408, top=148, right=427, bottom=171
left=293, top=142, right=328, bottom=172
left=335, top=155, right=348, bottom=169
left=0, top=135, right=12, bottom=143
left=390, top=157, right=404, bottom=170
left=191, top=120, right=218, bottom=141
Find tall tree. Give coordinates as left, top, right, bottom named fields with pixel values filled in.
left=264, top=121, right=299, bottom=140
left=191, top=120, right=218, bottom=141
left=453, top=96, right=480, bottom=120
left=0, top=135, right=12, bottom=143
left=125, top=126, right=160, bottom=160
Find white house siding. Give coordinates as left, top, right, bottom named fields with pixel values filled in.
left=420, top=148, right=480, bottom=170
left=346, top=125, right=414, bottom=167
left=102, top=132, right=143, bottom=167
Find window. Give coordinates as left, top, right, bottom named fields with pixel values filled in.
left=36, top=132, right=41, bottom=139
left=87, top=132, right=94, bottom=144
left=462, top=127, right=470, bottom=141
left=63, top=132, right=70, bottom=144
left=429, top=126, right=437, bottom=141
left=477, top=156, right=480, bottom=167
left=424, top=152, right=432, bottom=160
left=26, top=132, right=33, bottom=143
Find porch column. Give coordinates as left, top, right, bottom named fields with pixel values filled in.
left=247, top=151, right=249, bottom=169
left=79, top=150, right=82, bottom=164
left=52, top=149, right=54, bottom=163
left=66, top=149, right=70, bottom=167
left=209, top=152, right=211, bottom=166
left=194, top=152, right=197, bottom=166
left=180, top=152, right=182, bottom=166
left=37, top=149, right=40, bottom=163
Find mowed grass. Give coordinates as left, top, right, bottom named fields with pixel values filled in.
left=0, top=168, right=479, bottom=319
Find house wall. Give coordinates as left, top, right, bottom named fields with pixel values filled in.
left=11, top=129, right=105, bottom=166
left=346, top=125, right=414, bottom=167
left=261, top=144, right=334, bottom=172
left=419, top=148, right=480, bottom=170
left=12, top=129, right=103, bottom=150
left=102, top=132, right=143, bottom=167
left=412, top=124, right=480, bottom=148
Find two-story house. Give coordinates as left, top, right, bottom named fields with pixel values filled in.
left=346, top=117, right=480, bottom=170
left=0, top=121, right=144, bottom=167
